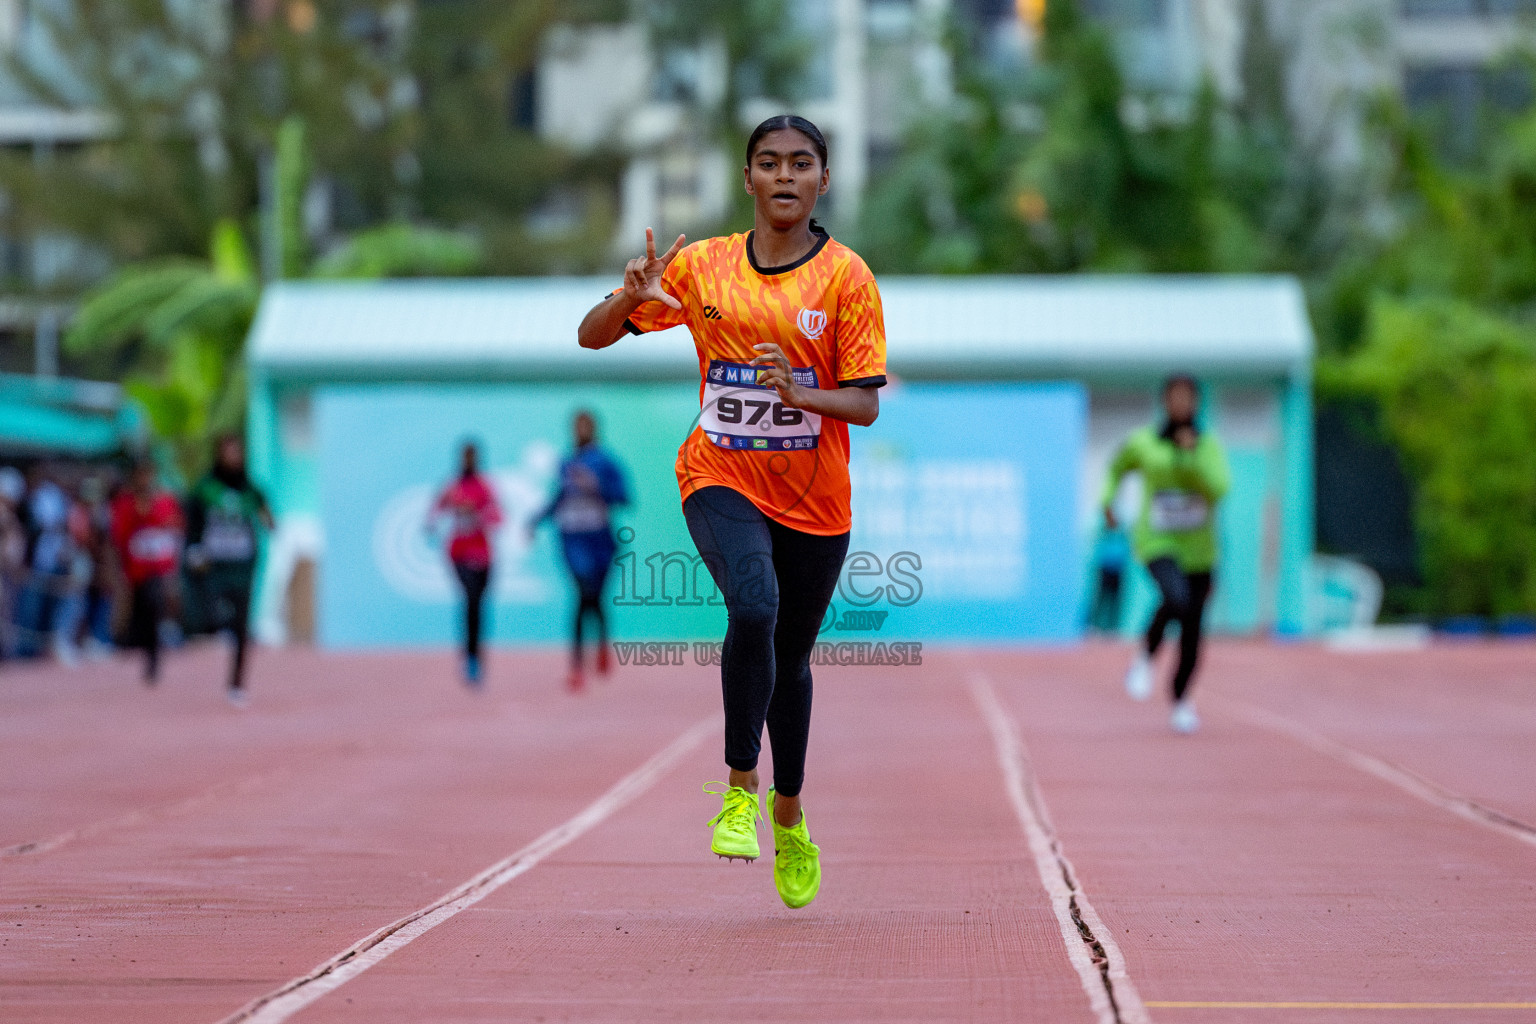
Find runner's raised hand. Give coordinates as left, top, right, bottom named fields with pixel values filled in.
left=624, top=228, right=686, bottom=311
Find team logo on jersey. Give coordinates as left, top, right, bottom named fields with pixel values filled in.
left=798, top=307, right=828, bottom=341
left=702, top=304, right=724, bottom=321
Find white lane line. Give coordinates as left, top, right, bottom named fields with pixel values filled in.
left=217, top=715, right=717, bottom=1024
left=969, top=672, right=1150, bottom=1024
left=3, top=769, right=289, bottom=859
left=1228, top=701, right=1536, bottom=851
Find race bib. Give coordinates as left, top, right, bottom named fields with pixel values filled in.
left=203, top=521, right=255, bottom=562
left=128, top=527, right=179, bottom=562
left=555, top=495, right=609, bottom=534
left=699, top=359, right=822, bottom=451
left=452, top=508, right=483, bottom=536
left=1149, top=490, right=1210, bottom=532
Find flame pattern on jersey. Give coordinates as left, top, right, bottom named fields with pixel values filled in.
left=624, top=231, right=887, bottom=535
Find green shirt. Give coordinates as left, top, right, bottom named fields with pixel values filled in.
left=1101, top=425, right=1230, bottom=572
left=186, top=474, right=269, bottom=569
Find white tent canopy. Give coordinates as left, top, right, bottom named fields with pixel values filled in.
left=246, top=275, right=1312, bottom=380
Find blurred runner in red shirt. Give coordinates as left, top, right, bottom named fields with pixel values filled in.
left=110, top=460, right=183, bottom=684
left=429, top=441, right=502, bottom=686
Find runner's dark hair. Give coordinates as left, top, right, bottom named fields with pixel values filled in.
left=1160, top=374, right=1202, bottom=440
left=459, top=438, right=482, bottom=480
left=1162, top=373, right=1199, bottom=397
left=746, top=114, right=828, bottom=235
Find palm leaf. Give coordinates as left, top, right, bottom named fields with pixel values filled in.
left=312, top=223, right=483, bottom=279
left=65, top=261, right=205, bottom=355
left=143, top=276, right=259, bottom=349
left=210, top=219, right=257, bottom=285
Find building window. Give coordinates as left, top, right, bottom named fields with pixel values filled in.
left=1404, top=62, right=1532, bottom=113
left=653, top=46, right=703, bottom=103
left=1404, top=61, right=1534, bottom=155
left=1081, top=0, right=1170, bottom=28
left=1401, top=0, right=1536, bottom=17
left=507, top=69, right=536, bottom=131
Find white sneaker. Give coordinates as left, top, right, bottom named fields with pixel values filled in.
left=53, top=640, right=80, bottom=669
left=1170, top=700, right=1200, bottom=734
left=1124, top=652, right=1153, bottom=701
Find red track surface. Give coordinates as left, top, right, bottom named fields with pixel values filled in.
left=3, top=641, right=1534, bottom=1023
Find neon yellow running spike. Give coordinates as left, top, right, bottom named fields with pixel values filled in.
left=766, top=788, right=821, bottom=908
left=703, top=782, right=761, bottom=862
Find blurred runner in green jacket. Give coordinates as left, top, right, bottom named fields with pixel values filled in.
left=1102, top=375, right=1230, bottom=734
left=186, top=436, right=273, bottom=708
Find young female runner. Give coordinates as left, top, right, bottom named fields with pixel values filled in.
left=1103, top=375, right=1230, bottom=734
left=577, top=115, right=885, bottom=908
left=429, top=441, right=503, bottom=686
left=531, top=410, right=630, bottom=692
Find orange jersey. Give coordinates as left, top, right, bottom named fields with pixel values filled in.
left=623, top=230, right=886, bottom=535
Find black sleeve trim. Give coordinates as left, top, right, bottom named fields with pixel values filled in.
left=839, top=375, right=886, bottom=389
left=622, top=318, right=643, bottom=336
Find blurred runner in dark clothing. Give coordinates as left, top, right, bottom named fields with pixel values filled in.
left=534, top=411, right=630, bottom=692
left=186, top=436, right=273, bottom=708
left=110, top=461, right=183, bottom=684
left=430, top=441, right=503, bottom=686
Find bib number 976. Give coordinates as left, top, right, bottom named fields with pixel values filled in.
left=715, top=397, right=803, bottom=427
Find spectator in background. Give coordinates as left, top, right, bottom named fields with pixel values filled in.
left=0, top=466, right=25, bottom=658
left=1086, top=522, right=1130, bottom=635
left=429, top=441, right=502, bottom=687
left=52, top=487, right=95, bottom=666
left=110, top=460, right=183, bottom=684
left=532, top=410, right=630, bottom=693
left=17, top=472, right=78, bottom=663
left=185, top=436, right=273, bottom=708
left=76, top=476, right=116, bottom=660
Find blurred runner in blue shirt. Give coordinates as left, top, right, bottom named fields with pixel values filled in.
left=533, top=411, right=629, bottom=692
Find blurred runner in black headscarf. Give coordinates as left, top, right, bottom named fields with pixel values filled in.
left=185, top=436, right=272, bottom=707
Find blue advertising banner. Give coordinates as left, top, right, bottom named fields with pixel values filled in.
left=844, top=382, right=1086, bottom=644
left=315, top=381, right=1085, bottom=649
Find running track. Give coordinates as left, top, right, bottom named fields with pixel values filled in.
left=3, top=642, right=1534, bottom=1023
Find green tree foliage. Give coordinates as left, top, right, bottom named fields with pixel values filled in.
left=1319, top=56, right=1536, bottom=615
left=0, top=0, right=416, bottom=286
left=1334, top=297, right=1536, bottom=616
left=644, top=0, right=810, bottom=137
left=410, top=0, right=623, bottom=274
left=66, top=218, right=259, bottom=472
left=638, top=0, right=811, bottom=235
left=65, top=115, right=482, bottom=476
left=856, top=0, right=1329, bottom=275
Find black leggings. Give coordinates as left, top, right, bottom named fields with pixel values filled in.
left=127, top=576, right=168, bottom=682
left=206, top=570, right=254, bottom=691
left=684, top=487, right=848, bottom=798
left=453, top=563, right=490, bottom=660
left=1145, top=557, right=1213, bottom=702
left=573, top=593, right=606, bottom=666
